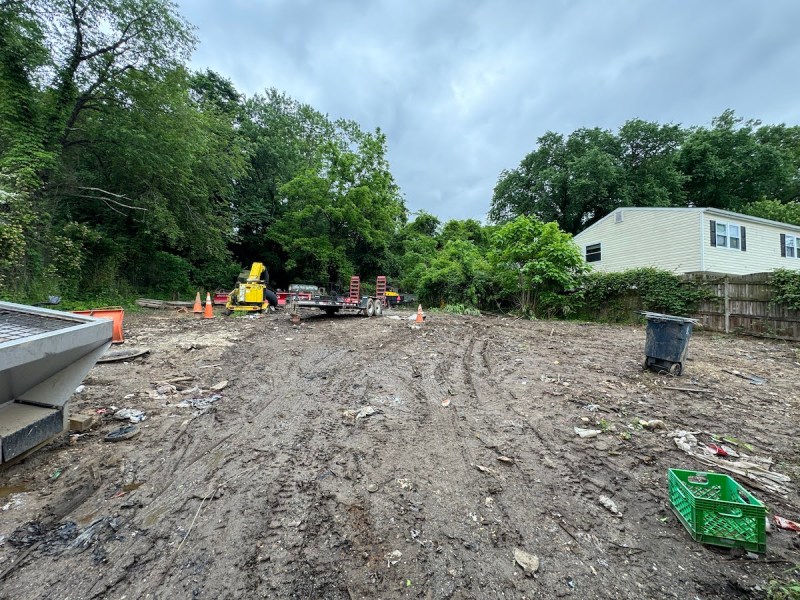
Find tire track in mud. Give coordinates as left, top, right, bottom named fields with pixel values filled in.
left=85, top=328, right=367, bottom=599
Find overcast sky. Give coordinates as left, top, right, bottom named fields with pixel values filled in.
left=176, top=0, right=800, bottom=222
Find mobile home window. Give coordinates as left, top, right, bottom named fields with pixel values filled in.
left=586, top=243, right=601, bottom=263
left=716, top=222, right=740, bottom=248
left=782, top=234, right=799, bottom=258
left=710, top=220, right=746, bottom=251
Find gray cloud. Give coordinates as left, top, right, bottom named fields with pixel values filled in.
left=177, top=0, right=800, bottom=222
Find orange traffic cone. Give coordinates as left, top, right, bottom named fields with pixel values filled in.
left=415, top=304, right=424, bottom=324
left=193, top=291, right=202, bottom=317
left=203, top=292, right=214, bottom=319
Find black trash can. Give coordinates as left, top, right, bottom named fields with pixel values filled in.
left=642, top=312, right=696, bottom=376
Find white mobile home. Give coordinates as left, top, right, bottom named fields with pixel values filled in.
left=572, top=207, right=800, bottom=275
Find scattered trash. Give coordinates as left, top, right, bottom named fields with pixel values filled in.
left=113, top=408, right=146, bottom=423
left=473, top=464, right=498, bottom=476
left=671, top=433, right=791, bottom=497
left=104, top=425, right=140, bottom=442
left=723, top=369, right=766, bottom=385
left=95, top=408, right=108, bottom=415
left=96, top=348, right=150, bottom=363
left=669, top=469, right=766, bottom=553
left=513, top=548, right=540, bottom=576
left=175, top=394, right=222, bottom=413
left=441, top=398, right=451, bottom=407
left=343, top=406, right=378, bottom=420
left=599, top=495, right=622, bottom=517
left=71, top=517, right=117, bottom=551
left=367, top=483, right=378, bottom=493
left=497, top=456, right=514, bottom=465
left=285, top=337, right=293, bottom=341
left=671, top=430, right=698, bottom=454
left=774, top=516, right=800, bottom=532
left=639, top=419, right=666, bottom=430
left=155, top=383, right=178, bottom=396
left=574, top=427, right=602, bottom=438
left=74, top=385, right=85, bottom=394
left=69, top=413, right=95, bottom=432
left=50, top=468, right=62, bottom=481
left=706, top=443, right=728, bottom=457
left=385, top=550, right=402, bottom=566
left=210, top=380, right=228, bottom=391
left=583, top=404, right=600, bottom=412
left=717, top=435, right=754, bottom=452
left=397, top=478, right=412, bottom=490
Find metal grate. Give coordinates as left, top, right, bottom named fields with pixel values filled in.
left=0, top=308, right=81, bottom=344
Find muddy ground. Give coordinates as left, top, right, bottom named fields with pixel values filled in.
left=0, top=308, right=799, bottom=599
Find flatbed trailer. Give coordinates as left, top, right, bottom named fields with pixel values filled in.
left=289, top=276, right=385, bottom=318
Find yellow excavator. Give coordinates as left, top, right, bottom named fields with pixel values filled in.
left=224, top=262, right=278, bottom=315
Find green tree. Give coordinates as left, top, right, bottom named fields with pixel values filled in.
left=490, top=215, right=587, bottom=317
left=618, top=118, right=686, bottom=208
left=269, top=127, right=405, bottom=286
left=741, top=199, right=800, bottom=227
left=416, top=239, right=489, bottom=308
left=678, top=110, right=792, bottom=211
left=394, top=212, right=440, bottom=292
left=489, top=126, right=623, bottom=233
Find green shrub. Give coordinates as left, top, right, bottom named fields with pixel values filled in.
left=441, top=303, right=481, bottom=316
left=767, top=578, right=800, bottom=600
left=771, top=268, right=800, bottom=310
left=580, top=268, right=709, bottom=321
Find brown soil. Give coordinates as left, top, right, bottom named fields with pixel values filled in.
left=0, top=309, right=798, bottom=599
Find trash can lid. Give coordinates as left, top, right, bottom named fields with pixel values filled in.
left=641, top=311, right=698, bottom=324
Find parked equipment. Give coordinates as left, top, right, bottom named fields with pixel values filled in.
left=225, top=262, right=278, bottom=315
left=289, top=276, right=386, bottom=318
left=643, top=312, right=697, bottom=376
left=0, top=302, right=112, bottom=464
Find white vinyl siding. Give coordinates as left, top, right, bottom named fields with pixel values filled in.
left=574, top=208, right=800, bottom=275
left=573, top=209, right=701, bottom=273
left=703, top=214, right=796, bottom=274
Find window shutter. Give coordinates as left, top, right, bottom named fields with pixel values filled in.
left=709, top=220, right=716, bottom=247
left=780, top=234, right=786, bottom=257
left=740, top=226, right=746, bottom=251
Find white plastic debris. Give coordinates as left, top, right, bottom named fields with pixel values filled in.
left=574, top=427, right=602, bottom=438
left=599, top=495, right=622, bottom=517
left=513, top=548, right=540, bottom=575
left=176, top=394, right=221, bottom=413
left=113, top=408, right=146, bottom=423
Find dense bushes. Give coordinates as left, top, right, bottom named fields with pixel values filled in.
left=579, top=268, right=710, bottom=321
left=771, top=268, right=800, bottom=310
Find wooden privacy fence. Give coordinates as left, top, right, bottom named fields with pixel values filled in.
left=683, top=271, right=800, bottom=340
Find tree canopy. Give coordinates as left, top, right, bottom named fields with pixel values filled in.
left=490, top=111, right=800, bottom=234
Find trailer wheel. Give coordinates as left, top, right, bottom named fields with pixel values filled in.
left=366, top=298, right=375, bottom=317
left=374, top=300, right=383, bottom=316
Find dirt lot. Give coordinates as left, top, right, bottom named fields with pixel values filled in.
left=0, top=308, right=799, bottom=599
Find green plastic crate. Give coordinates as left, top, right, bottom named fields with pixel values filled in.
left=668, top=468, right=766, bottom=553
